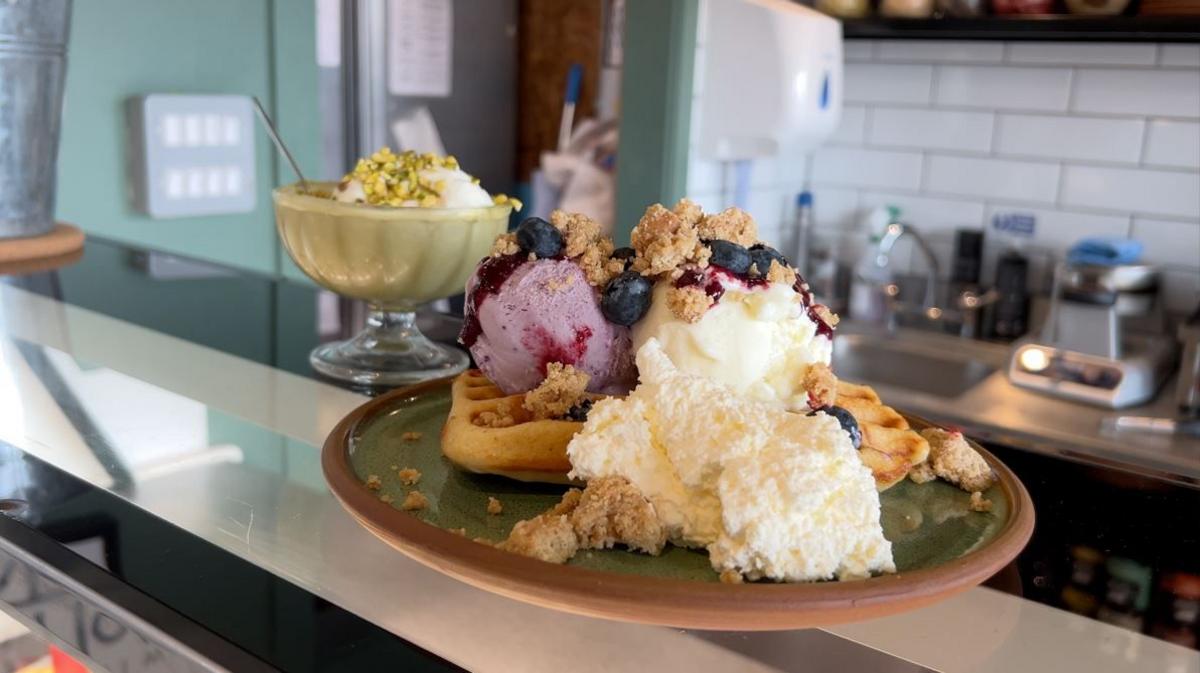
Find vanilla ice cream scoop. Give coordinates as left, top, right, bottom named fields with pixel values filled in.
left=631, top=269, right=833, bottom=412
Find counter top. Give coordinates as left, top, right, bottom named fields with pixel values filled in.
left=2, top=248, right=1197, bottom=671
left=835, top=325, right=1200, bottom=488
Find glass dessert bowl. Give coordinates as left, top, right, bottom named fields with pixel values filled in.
left=274, top=181, right=511, bottom=386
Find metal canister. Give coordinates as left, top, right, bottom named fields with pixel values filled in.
left=1177, top=303, right=1200, bottom=418
left=0, top=0, right=72, bottom=239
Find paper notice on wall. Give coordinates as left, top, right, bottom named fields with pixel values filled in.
left=386, top=0, right=453, bottom=98
left=316, top=0, right=341, bottom=68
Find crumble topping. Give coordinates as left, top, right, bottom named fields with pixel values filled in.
left=523, top=363, right=590, bottom=420
left=666, top=285, right=714, bottom=323
left=803, top=363, right=838, bottom=410
left=629, top=203, right=711, bottom=277
left=568, top=476, right=666, bottom=555
left=719, top=569, right=745, bottom=584
left=765, top=259, right=797, bottom=286
left=550, top=210, right=603, bottom=258
left=543, top=271, right=577, bottom=293
left=487, top=496, right=504, bottom=515
left=401, top=491, right=429, bottom=511
left=365, top=475, right=382, bottom=491
left=499, top=514, right=578, bottom=564
left=473, top=399, right=519, bottom=428
left=550, top=488, right=583, bottom=516
left=498, top=477, right=666, bottom=564
left=398, top=468, right=422, bottom=486
left=698, top=207, right=758, bottom=247
left=401, top=431, right=423, bottom=442
left=908, top=462, right=937, bottom=484
left=672, top=197, right=704, bottom=226
left=920, top=427, right=996, bottom=493
left=811, top=304, right=840, bottom=328
left=490, top=232, right=519, bottom=257
left=578, top=236, right=620, bottom=287
left=970, top=491, right=993, bottom=513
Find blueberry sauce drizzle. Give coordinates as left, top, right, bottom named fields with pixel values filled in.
left=524, top=325, right=593, bottom=375
left=673, top=268, right=727, bottom=302
left=459, top=253, right=526, bottom=347
left=676, top=264, right=835, bottom=340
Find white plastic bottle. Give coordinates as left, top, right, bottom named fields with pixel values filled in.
left=849, top=206, right=898, bottom=324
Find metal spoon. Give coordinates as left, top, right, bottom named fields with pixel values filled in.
left=251, top=96, right=310, bottom=193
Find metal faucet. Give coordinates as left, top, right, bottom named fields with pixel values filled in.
left=874, top=221, right=941, bottom=317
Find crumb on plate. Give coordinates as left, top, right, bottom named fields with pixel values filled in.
left=970, top=491, right=993, bottom=513
left=487, top=496, right=504, bottom=515
left=719, top=569, right=745, bottom=584
left=908, top=462, right=936, bottom=484
left=920, top=427, right=996, bottom=492
left=398, top=468, right=421, bottom=486
left=401, top=431, right=422, bottom=442
left=402, top=491, right=429, bottom=511
left=498, top=513, right=579, bottom=564
left=365, top=474, right=382, bottom=491
left=569, top=476, right=666, bottom=555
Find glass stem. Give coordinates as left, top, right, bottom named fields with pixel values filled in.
left=366, top=307, right=418, bottom=339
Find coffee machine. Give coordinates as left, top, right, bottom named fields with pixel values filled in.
left=1008, top=263, right=1174, bottom=408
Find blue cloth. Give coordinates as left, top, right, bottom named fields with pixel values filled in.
left=1066, top=237, right=1143, bottom=266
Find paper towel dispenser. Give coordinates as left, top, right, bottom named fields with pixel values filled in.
left=694, top=0, right=842, bottom=161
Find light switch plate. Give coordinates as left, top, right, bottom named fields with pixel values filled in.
left=126, top=94, right=256, bottom=218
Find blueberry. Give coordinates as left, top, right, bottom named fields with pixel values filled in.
left=601, top=271, right=653, bottom=326
left=516, top=217, right=564, bottom=258
left=809, top=406, right=862, bottom=449
left=706, top=240, right=752, bottom=274
left=748, top=245, right=789, bottom=276
left=611, top=246, right=637, bottom=269
left=565, top=398, right=594, bottom=421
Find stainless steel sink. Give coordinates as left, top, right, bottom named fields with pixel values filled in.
left=832, top=330, right=1000, bottom=399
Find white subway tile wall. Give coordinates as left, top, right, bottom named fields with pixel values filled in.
left=1143, top=120, right=1200, bottom=169
left=684, top=39, right=1200, bottom=312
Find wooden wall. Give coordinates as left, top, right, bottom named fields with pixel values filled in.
left=516, top=0, right=605, bottom=180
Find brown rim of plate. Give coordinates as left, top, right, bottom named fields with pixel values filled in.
left=323, top=376, right=1036, bottom=631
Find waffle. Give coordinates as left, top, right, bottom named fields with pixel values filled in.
left=441, top=370, right=578, bottom=484
left=837, top=380, right=930, bottom=491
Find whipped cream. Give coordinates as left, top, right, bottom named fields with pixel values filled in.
left=631, top=278, right=832, bottom=412
left=567, top=339, right=895, bottom=582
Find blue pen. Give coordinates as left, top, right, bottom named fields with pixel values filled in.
left=557, top=63, right=584, bottom=153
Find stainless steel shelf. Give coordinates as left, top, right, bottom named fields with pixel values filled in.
left=842, top=16, right=1200, bottom=42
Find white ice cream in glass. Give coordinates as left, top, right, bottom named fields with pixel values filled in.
left=273, top=148, right=517, bottom=386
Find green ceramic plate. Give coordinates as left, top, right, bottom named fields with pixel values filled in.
left=324, top=378, right=1035, bottom=630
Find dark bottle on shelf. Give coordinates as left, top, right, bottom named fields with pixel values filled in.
left=1148, top=572, right=1200, bottom=649
left=989, top=249, right=1030, bottom=341
left=948, top=229, right=985, bottom=336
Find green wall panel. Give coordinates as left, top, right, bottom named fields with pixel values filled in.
left=55, top=0, right=320, bottom=276
left=613, top=0, right=698, bottom=243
